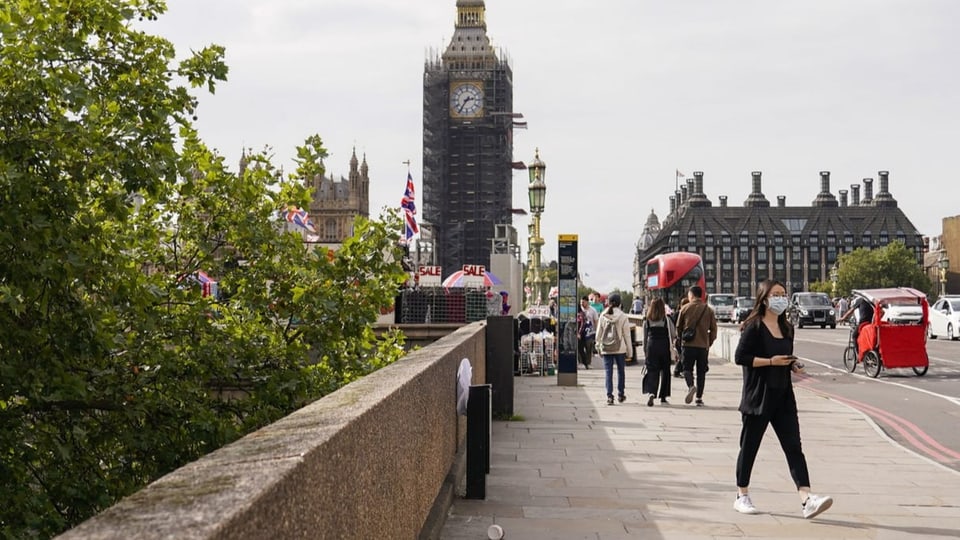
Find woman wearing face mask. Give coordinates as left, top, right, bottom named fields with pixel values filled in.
left=731, top=279, right=833, bottom=519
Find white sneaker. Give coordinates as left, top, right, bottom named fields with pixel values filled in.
left=802, top=494, right=833, bottom=519
left=734, top=493, right=758, bottom=514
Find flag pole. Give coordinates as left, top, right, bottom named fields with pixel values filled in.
left=401, top=161, right=410, bottom=245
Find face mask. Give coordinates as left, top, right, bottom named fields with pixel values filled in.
left=767, top=297, right=789, bottom=315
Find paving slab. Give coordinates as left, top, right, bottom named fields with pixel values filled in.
left=440, top=360, right=960, bottom=539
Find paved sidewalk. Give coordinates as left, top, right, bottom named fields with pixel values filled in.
left=440, top=361, right=960, bottom=539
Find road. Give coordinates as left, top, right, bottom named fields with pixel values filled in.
left=741, top=323, right=960, bottom=472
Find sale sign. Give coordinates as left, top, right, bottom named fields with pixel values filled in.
left=418, top=265, right=442, bottom=287
left=462, top=264, right=485, bottom=288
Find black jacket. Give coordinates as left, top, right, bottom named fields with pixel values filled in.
left=734, top=320, right=795, bottom=416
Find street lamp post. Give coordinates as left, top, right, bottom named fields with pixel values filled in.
left=830, top=264, right=839, bottom=298
left=527, top=149, right=546, bottom=307
left=938, top=250, right=950, bottom=297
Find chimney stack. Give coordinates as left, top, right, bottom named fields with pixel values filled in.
left=777, top=196, right=786, bottom=207
left=688, top=171, right=712, bottom=207
left=719, top=195, right=728, bottom=207
left=744, top=171, right=770, bottom=207
left=862, top=178, right=874, bottom=205
left=813, top=170, right=839, bottom=207
left=680, top=185, right=688, bottom=205
left=873, top=170, right=897, bottom=207
left=851, top=184, right=861, bottom=206
left=839, top=189, right=848, bottom=207
left=669, top=195, right=676, bottom=214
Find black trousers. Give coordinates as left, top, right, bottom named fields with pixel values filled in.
left=682, top=346, right=708, bottom=398
left=642, top=356, right=672, bottom=398
left=578, top=337, right=594, bottom=366
left=736, top=395, right=811, bottom=489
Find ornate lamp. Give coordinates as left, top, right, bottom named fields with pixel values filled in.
left=526, top=149, right=547, bottom=305
left=938, top=251, right=950, bottom=296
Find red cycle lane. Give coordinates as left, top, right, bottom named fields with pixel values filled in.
left=796, top=377, right=960, bottom=469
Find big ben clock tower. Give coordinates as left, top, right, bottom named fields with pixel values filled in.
left=423, top=0, right=514, bottom=275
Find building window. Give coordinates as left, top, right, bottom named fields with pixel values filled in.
left=722, top=233, right=732, bottom=245
left=809, top=233, right=819, bottom=247
left=774, top=233, right=783, bottom=246
left=809, top=248, right=820, bottom=262
left=705, top=232, right=714, bottom=246
left=827, top=233, right=836, bottom=245
left=758, top=233, right=767, bottom=245
left=781, top=218, right=807, bottom=233
left=826, top=247, right=837, bottom=265
left=862, top=232, right=872, bottom=246
left=740, top=233, right=749, bottom=246
left=687, top=233, right=697, bottom=246
left=879, top=230, right=889, bottom=244
left=739, top=248, right=751, bottom=262
left=844, top=233, right=854, bottom=246
left=792, top=234, right=802, bottom=247
left=774, top=246, right=785, bottom=262
left=896, top=230, right=906, bottom=244
left=722, top=246, right=732, bottom=261
left=325, top=219, right=338, bottom=241
left=757, top=249, right=768, bottom=262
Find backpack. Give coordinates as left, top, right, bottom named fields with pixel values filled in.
left=597, top=315, right=621, bottom=353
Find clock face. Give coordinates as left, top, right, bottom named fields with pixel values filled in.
left=450, top=82, right=484, bottom=118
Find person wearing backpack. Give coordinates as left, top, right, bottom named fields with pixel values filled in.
left=595, top=293, right=632, bottom=405
left=675, top=285, right=717, bottom=407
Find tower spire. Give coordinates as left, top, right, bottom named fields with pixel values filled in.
left=444, top=0, right=495, bottom=67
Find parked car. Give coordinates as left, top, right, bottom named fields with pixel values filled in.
left=707, top=293, right=736, bottom=322
left=733, top=296, right=755, bottom=323
left=788, top=292, right=836, bottom=329
left=928, top=295, right=960, bottom=340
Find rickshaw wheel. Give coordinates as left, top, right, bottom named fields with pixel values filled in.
left=863, top=350, right=882, bottom=378
left=842, top=346, right=857, bottom=373
left=913, top=365, right=928, bottom=376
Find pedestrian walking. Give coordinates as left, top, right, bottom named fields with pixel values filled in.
left=595, top=293, right=632, bottom=405
left=675, top=286, right=717, bottom=406
left=732, top=279, right=833, bottom=519
left=577, top=297, right=598, bottom=369
left=672, top=297, right=689, bottom=378
left=641, top=298, right=677, bottom=406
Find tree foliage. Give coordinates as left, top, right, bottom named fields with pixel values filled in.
left=834, top=242, right=933, bottom=298
left=0, top=2, right=407, bottom=537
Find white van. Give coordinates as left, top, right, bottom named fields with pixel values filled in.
left=707, top=293, right=736, bottom=322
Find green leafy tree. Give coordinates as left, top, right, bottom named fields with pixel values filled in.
left=809, top=281, right=834, bottom=295
left=0, top=3, right=406, bottom=537
left=835, top=242, right=933, bottom=297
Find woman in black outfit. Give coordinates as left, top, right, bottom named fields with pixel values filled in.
left=642, top=298, right=676, bottom=406
left=732, top=279, right=833, bottom=519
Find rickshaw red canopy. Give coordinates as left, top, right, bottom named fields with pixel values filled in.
left=847, top=287, right=929, bottom=377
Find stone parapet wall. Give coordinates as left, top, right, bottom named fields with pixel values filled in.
left=57, top=322, right=487, bottom=540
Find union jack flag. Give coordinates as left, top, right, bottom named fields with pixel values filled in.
left=401, top=172, right=419, bottom=242
left=285, top=206, right=316, bottom=233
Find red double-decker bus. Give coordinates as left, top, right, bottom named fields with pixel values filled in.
left=644, top=252, right=706, bottom=310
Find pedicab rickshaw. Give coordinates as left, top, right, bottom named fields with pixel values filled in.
left=841, top=288, right=929, bottom=378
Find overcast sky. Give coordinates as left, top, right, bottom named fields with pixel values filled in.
left=152, top=0, right=960, bottom=293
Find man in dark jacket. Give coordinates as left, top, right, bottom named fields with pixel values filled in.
left=676, top=286, right=718, bottom=406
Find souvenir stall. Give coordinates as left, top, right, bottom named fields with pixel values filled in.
left=518, top=305, right=557, bottom=376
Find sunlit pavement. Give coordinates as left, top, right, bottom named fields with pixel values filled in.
left=440, top=361, right=960, bottom=539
